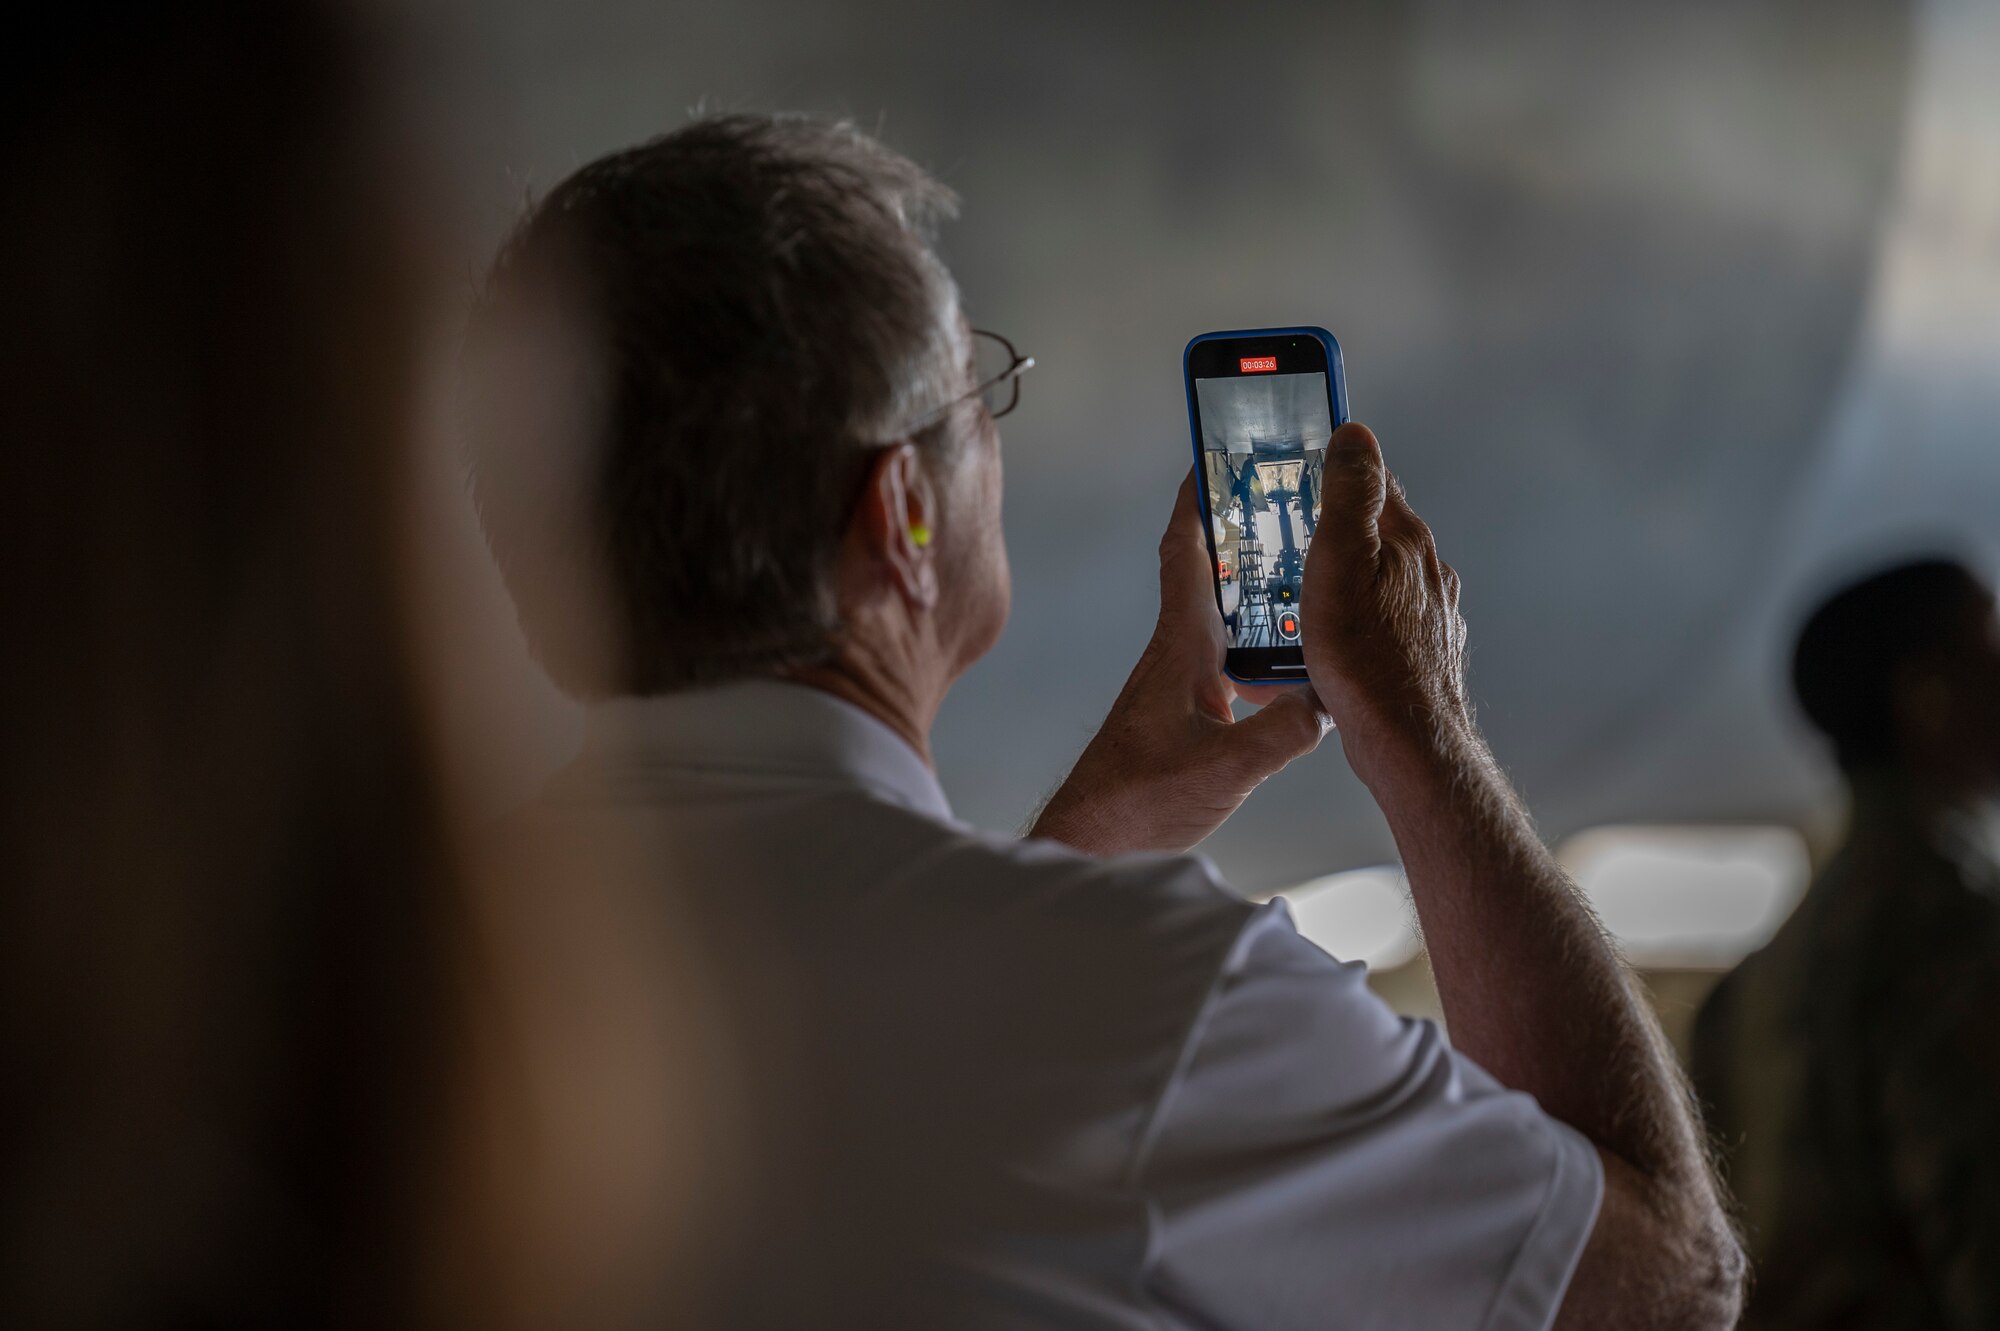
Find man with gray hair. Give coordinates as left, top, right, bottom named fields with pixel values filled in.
left=466, top=114, right=1744, bottom=1329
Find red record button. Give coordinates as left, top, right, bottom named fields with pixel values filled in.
left=1278, top=611, right=1300, bottom=639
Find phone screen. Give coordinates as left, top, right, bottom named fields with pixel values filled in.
left=1184, top=331, right=1342, bottom=676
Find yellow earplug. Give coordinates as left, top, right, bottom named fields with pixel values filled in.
left=910, top=522, right=932, bottom=548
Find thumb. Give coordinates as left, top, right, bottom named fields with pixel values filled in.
left=1311, top=421, right=1386, bottom=571
left=1159, top=465, right=1221, bottom=625
left=1215, top=688, right=1331, bottom=782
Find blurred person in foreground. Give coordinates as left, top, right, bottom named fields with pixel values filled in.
left=0, top=5, right=460, bottom=1323
left=466, top=112, right=1743, bottom=1331
left=0, top=6, right=722, bottom=1327
left=1695, top=559, right=2000, bottom=1329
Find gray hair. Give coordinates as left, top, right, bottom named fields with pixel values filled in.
left=465, top=113, right=965, bottom=698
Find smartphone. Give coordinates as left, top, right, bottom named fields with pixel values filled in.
left=1182, top=327, right=1348, bottom=683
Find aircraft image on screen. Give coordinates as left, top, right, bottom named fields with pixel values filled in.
left=1196, top=372, right=1332, bottom=649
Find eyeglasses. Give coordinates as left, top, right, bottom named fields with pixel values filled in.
left=906, top=328, right=1035, bottom=434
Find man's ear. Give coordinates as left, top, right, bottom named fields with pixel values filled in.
left=854, top=442, right=940, bottom=611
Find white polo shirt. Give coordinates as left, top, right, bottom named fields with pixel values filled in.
left=522, top=680, right=1601, bottom=1330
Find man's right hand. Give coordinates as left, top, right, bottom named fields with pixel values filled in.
left=1300, top=422, right=1472, bottom=785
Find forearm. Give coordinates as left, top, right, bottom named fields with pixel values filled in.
left=1357, top=714, right=1714, bottom=1206
left=1368, top=718, right=1744, bottom=1324
left=1297, top=424, right=1741, bottom=1323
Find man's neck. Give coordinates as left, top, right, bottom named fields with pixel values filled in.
left=785, top=659, right=938, bottom=770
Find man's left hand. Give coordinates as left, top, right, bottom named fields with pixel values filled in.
left=1029, top=468, right=1330, bottom=856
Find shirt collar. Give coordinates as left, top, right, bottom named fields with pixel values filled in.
left=572, top=679, right=954, bottom=822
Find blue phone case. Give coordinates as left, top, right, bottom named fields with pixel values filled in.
left=1181, top=327, right=1349, bottom=685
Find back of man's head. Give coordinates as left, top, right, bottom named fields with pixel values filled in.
left=1790, top=557, right=1992, bottom=774
left=465, top=114, right=964, bottom=698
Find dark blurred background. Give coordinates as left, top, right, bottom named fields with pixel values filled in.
left=421, top=0, right=2000, bottom=1014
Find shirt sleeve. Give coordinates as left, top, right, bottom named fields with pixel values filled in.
left=1130, top=900, right=1602, bottom=1331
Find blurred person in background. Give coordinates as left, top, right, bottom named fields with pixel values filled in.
left=0, top=5, right=721, bottom=1326
left=1695, top=559, right=2000, bottom=1329
left=467, top=112, right=1744, bottom=1330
